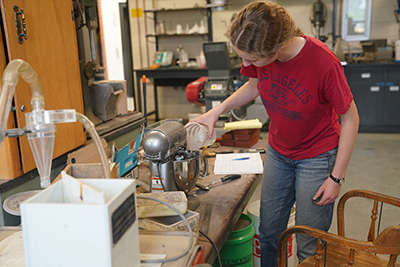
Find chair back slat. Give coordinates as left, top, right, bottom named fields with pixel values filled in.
left=367, top=200, right=379, bottom=241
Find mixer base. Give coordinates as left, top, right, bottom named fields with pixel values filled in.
left=187, top=194, right=200, bottom=210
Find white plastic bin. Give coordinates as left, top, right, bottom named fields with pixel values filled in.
left=21, top=173, right=140, bottom=267
left=247, top=200, right=297, bottom=267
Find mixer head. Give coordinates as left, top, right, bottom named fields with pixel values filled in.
left=142, top=121, right=186, bottom=161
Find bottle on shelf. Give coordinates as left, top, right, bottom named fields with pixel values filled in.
left=199, top=19, right=207, bottom=34
left=176, top=24, right=183, bottom=34
left=177, top=45, right=189, bottom=67
left=156, top=20, right=166, bottom=34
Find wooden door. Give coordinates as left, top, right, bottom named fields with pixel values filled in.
left=0, top=0, right=86, bottom=177
left=0, top=25, right=23, bottom=179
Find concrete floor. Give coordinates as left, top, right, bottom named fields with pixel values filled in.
left=247, top=132, right=400, bottom=241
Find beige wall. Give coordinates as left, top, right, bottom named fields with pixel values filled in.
left=127, top=0, right=399, bottom=120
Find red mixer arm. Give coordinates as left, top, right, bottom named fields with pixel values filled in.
left=186, top=76, right=208, bottom=106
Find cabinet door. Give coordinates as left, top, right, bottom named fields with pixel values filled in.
left=348, top=67, right=384, bottom=126
left=384, top=66, right=400, bottom=125
left=1, top=0, right=86, bottom=175
left=0, top=25, right=23, bottom=179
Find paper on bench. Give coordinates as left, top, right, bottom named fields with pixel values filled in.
left=214, top=153, right=263, bottom=175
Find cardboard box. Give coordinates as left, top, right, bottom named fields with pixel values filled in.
left=113, top=139, right=138, bottom=177
left=67, top=135, right=140, bottom=178
left=52, top=163, right=117, bottom=185
left=67, top=138, right=112, bottom=165
left=20, top=173, right=140, bottom=267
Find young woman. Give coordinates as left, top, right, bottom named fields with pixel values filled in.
left=190, top=1, right=359, bottom=266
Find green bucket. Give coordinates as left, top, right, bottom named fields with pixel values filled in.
left=214, top=213, right=255, bottom=267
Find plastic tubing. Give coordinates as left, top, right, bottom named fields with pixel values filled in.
left=75, top=112, right=111, bottom=179
left=0, top=59, right=44, bottom=145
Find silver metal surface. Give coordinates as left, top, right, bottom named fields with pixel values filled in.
left=142, top=121, right=186, bottom=161
left=173, top=150, right=208, bottom=195
left=148, top=161, right=178, bottom=192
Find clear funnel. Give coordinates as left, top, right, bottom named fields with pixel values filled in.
left=25, top=123, right=56, bottom=188
left=25, top=109, right=76, bottom=188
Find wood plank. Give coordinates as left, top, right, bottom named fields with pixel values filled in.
left=1, top=0, right=85, bottom=175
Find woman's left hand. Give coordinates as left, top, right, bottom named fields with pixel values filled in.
left=312, top=178, right=341, bottom=206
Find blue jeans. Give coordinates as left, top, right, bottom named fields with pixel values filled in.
left=259, top=144, right=337, bottom=267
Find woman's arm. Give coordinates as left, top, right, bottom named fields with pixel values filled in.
left=190, top=77, right=260, bottom=136
left=314, top=100, right=359, bottom=206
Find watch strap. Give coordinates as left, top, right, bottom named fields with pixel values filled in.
left=329, top=173, right=345, bottom=185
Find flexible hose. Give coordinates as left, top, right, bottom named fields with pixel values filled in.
left=0, top=59, right=44, bottom=145
left=75, top=112, right=111, bottom=179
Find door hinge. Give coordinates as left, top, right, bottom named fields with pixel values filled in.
left=13, top=4, right=27, bottom=44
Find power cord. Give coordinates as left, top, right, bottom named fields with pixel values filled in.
left=137, top=195, right=194, bottom=264
left=199, top=230, right=222, bottom=267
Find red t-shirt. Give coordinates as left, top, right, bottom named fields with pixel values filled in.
left=241, top=36, right=353, bottom=160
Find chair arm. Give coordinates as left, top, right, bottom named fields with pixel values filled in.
left=277, top=225, right=400, bottom=267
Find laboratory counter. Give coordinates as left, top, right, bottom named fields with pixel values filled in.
left=138, top=138, right=267, bottom=264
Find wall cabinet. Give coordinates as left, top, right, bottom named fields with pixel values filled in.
left=0, top=0, right=86, bottom=179
left=344, top=64, right=400, bottom=132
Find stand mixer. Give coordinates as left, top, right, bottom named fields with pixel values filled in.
left=142, top=121, right=208, bottom=210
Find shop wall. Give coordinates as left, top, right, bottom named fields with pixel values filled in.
left=125, top=0, right=399, bottom=120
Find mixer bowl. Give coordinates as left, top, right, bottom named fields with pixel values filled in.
left=173, top=150, right=208, bottom=195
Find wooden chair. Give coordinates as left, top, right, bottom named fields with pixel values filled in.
left=277, top=189, right=400, bottom=267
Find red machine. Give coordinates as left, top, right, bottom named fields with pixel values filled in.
left=186, top=76, right=208, bottom=106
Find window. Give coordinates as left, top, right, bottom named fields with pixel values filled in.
left=341, top=0, right=372, bottom=41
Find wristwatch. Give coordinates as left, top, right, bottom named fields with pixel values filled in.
left=329, top=173, right=345, bottom=185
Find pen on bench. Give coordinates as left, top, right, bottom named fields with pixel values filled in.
left=232, top=157, right=250, bottom=161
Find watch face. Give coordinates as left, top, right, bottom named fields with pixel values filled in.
left=339, top=178, right=345, bottom=185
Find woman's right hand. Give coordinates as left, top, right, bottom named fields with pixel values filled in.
left=187, top=109, right=220, bottom=138
left=187, top=78, right=260, bottom=138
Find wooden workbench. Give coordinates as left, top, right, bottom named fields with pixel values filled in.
left=138, top=139, right=267, bottom=265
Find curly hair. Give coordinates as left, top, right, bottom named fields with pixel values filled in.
left=228, top=1, right=303, bottom=58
